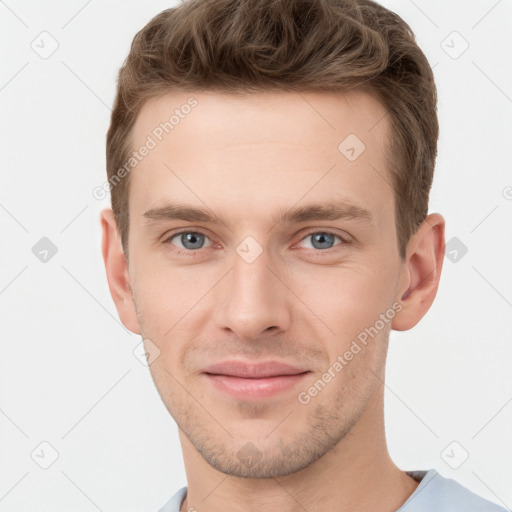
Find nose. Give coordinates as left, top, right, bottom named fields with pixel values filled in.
left=214, top=248, right=292, bottom=341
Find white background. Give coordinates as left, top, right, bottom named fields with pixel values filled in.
left=1, top=0, right=511, bottom=510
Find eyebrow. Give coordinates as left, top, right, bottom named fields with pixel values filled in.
left=142, top=201, right=374, bottom=229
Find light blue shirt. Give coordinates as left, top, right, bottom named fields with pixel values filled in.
left=157, top=469, right=509, bottom=511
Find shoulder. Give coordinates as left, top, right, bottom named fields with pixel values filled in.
left=399, top=469, right=508, bottom=512
left=156, top=486, right=187, bottom=512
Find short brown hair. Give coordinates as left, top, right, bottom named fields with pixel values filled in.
left=106, top=0, right=438, bottom=259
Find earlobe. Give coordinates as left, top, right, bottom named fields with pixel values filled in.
left=100, top=208, right=141, bottom=334
left=392, top=213, right=445, bottom=331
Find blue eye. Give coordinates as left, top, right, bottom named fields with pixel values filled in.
left=300, top=232, right=343, bottom=250
left=164, top=230, right=346, bottom=255
left=168, top=232, right=211, bottom=251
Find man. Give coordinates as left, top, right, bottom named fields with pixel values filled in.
left=100, top=0, right=507, bottom=510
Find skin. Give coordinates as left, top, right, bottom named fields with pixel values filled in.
left=101, top=90, right=445, bottom=512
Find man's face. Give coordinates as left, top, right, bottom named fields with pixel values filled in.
left=125, top=90, right=408, bottom=477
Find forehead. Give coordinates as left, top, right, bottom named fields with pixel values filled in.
left=128, top=89, right=393, bottom=227
left=133, top=89, right=389, bottom=151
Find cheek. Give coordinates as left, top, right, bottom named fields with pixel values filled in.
left=134, top=243, right=216, bottom=288
left=286, top=260, right=396, bottom=336
left=131, top=242, right=399, bottom=351
left=130, top=255, right=215, bottom=340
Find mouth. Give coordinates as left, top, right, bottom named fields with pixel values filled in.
left=202, top=360, right=311, bottom=400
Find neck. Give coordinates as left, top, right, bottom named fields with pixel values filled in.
left=178, top=382, right=419, bottom=512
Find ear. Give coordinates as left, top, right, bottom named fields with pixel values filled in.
left=100, top=208, right=140, bottom=334
left=392, top=213, right=445, bottom=331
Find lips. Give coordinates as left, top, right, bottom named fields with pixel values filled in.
left=202, top=360, right=311, bottom=399
left=202, top=360, right=309, bottom=378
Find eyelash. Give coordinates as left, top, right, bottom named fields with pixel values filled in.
left=163, top=230, right=350, bottom=257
